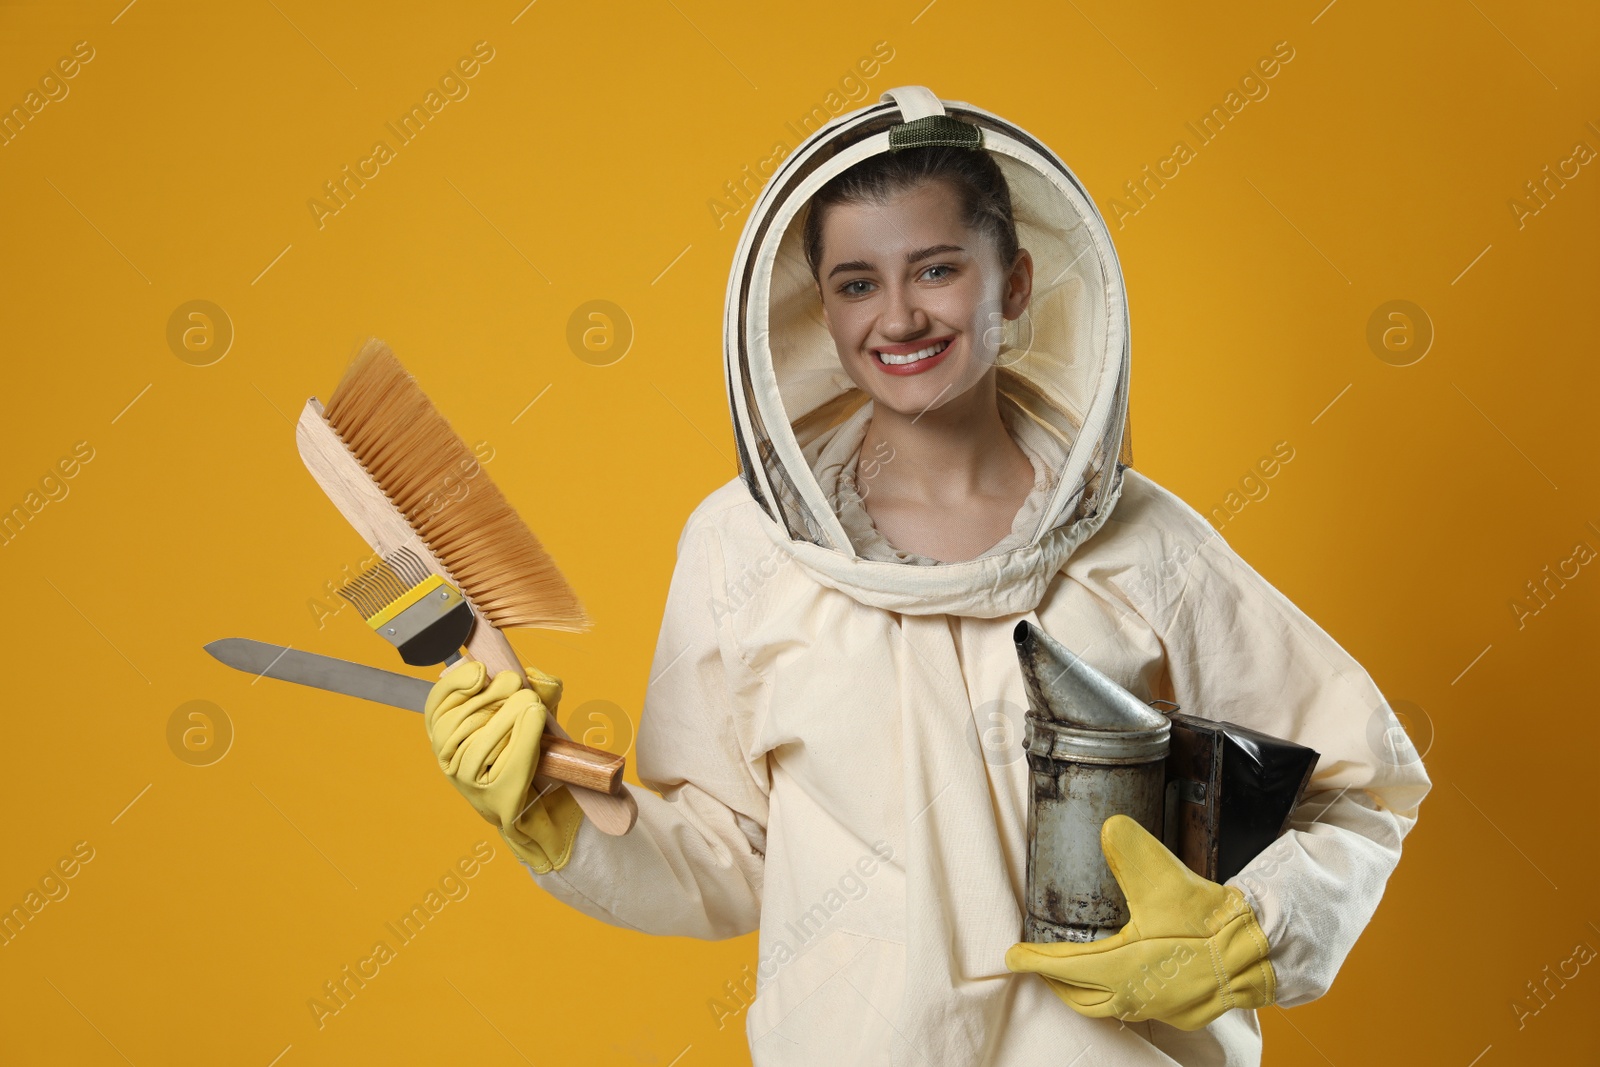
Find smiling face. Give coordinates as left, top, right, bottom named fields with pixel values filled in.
left=814, top=178, right=1032, bottom=419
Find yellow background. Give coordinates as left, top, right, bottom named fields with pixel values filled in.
left=1, top=1, right=1596, bottom=1063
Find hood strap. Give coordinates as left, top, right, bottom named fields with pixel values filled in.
left=879, top=84, right=945, bottom=121
left=888, top=114, right=984, bottom=153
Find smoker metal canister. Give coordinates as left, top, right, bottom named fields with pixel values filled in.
left=1014, top=620, right=1171, bottom=944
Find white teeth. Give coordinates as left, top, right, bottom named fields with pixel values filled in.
left=875, top=339, right=949, bottom=366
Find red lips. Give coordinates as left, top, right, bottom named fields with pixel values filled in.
left=872, top=335, right=955, bottom=376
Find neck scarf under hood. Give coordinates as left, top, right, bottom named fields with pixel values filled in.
left=723, top=85, right=1132, bottom=618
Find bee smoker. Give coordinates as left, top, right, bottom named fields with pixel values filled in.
left=1015, top=620, right=1170, bottom=943
left=1013, top=620, right=1322, bottom=945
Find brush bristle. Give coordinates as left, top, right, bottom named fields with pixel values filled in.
left=323, top=340, right=590, bottom=632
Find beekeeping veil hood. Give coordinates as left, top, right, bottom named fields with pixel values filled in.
left=723, top=86, right=1131, bottom=619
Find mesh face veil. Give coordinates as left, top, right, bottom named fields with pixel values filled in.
left=721, top=86, right=1133, bottom=615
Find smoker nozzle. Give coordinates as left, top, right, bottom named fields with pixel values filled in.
left=1013, top=620, right=1169, bottom=733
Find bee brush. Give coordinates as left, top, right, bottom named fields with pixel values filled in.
left=296, top=339, right=637, bottom=835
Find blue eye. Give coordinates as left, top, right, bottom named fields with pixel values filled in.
left=840, top=279, right=874, bottom=297
left=921, top=264, right=953, bottom=282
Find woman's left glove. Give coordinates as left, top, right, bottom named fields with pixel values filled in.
left=1004, top=814, right=1277, bottom=1031
left=423, top=660, right=584, bottom=874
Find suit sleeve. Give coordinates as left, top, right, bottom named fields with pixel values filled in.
left=1142, top=495, right=1431, bottom=1008
left=527, top=506, right=771, bottom=941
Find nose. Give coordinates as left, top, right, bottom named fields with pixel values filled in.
left=877, top=278, right=930, bottom=341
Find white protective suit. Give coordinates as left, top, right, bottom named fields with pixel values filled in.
left=530, top=86, right=1430, bottom=1066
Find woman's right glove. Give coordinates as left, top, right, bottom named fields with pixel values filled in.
left=423, top=659, right=584, bottom=873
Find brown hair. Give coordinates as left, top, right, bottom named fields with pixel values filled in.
left=802, top=144, right=1020, bottom=281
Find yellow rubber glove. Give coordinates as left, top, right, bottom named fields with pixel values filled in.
left=423, top=660, right=584, bottom=874
left=1004, top=814, right=1277, bottom=1031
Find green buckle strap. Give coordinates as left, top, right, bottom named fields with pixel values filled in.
left=887, top=113, right=984, bottom=152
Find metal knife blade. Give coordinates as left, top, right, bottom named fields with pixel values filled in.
left=204, top=638, right=432, bottom=712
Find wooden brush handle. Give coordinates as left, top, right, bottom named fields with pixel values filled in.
left=297, top=398, right=639, bottom=836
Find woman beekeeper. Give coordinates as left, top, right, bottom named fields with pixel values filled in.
left=422, top=86, right=1430, bottom=1066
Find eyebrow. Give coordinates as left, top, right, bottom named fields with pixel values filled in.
left=826, top=243, right=967, bottom=280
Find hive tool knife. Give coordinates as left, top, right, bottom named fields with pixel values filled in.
left=204, top=638, right=431, bottom=712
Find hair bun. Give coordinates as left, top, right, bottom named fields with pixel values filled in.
left=887, top=114, right=984, bottom=153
